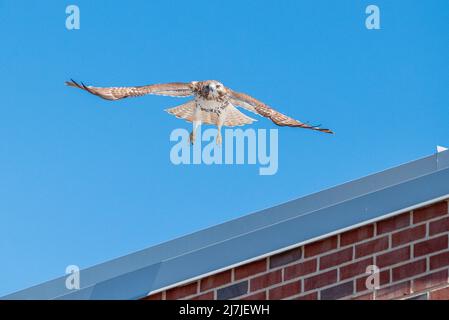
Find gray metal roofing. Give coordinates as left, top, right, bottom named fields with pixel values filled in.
left=3, top=150, right=449, bottom=300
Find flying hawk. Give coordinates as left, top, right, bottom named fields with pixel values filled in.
left=66, top=80, right=333, bottom=144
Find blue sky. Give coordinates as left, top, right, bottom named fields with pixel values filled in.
left=0, top=0, right=448, bottom=296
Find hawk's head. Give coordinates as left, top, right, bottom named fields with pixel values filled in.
left=198, top=80, right=227, bottom=100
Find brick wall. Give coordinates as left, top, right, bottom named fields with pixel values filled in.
left=144, top=200, right=449, bottom=300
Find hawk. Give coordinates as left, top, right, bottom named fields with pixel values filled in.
left=66, top=80, right=333, bottom=144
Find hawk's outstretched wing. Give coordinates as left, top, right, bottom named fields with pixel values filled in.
left=65, top=80, right=195, bottom=100
left=229, top=90, right=333, bottom=134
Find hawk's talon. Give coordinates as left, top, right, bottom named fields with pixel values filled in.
left=216, top=134, right=222, bottom=146
left=189, top=132, right=196, bottom=145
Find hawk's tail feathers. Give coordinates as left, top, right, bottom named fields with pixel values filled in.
left=165, top=101, right=196, bottom=123
left=224, top=105, right=257, bottom=127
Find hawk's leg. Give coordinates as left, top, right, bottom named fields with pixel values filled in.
left=216, top=124, right=223, bottom=146
left=216, top=108, right=228, bottom=146
left=190, top=120, right=201, bottom=145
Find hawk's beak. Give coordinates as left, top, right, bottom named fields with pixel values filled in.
left=203, top=86, right=215, bottom=98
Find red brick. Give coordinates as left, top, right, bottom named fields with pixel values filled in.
left=304, top=236, right=338, bottom=258
left=391, top=225, right=426, bottom=247
left=392, top=259, right=426, bottom=282
left=340, top=257, right=373, bottom=280
left=413, top=201, right=448, bottom=224
left=304, top=269, right=338, bottom=291
left=320, top=248, right=353, bottom=270
left=355, top=236, right=389, bottom=258
left=321, top=281, right=354, bottom=300
left=377, top=212, right=410, bottom=235
left=430, top=251, right=449, bottom=270
left=240, top=291, right=267, bottom=300
left=352, top=293, right=374, bottom=300
left=414, top=235, right=448, bottom=257
left=269, top=247, right=302, bottom=269
left=376, top=281, right=411, bottom=300
left=356, top=270, right=390, bottom=292
left=430, top=217, right=449, bottom=236
left=413, top=269, right=449, bottom=292
left=284, top=259, right=317, bottom=281
left=380, top=270, right=391, bottom=286
left=191, top=292, right=214, bottom=300
left=268, top=281, right=301, bottom=300
left=166, top=282, right=198, bottom=300
left=377, top=246, right=410, bottom=268
left=295, top=292, right=318, bottom=300
left=340, top=225, right=374, bottom=246
left=217, top=281, right=248, bottom=300
left=234, top=259, right=267, bottom=280
left=250, top=270, right=282, bottom=292
left=430, top=286, right=449, bottom=300
left=145, top=292, right=163, bottom=300
left=200, top=270, right=232, bottom=292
